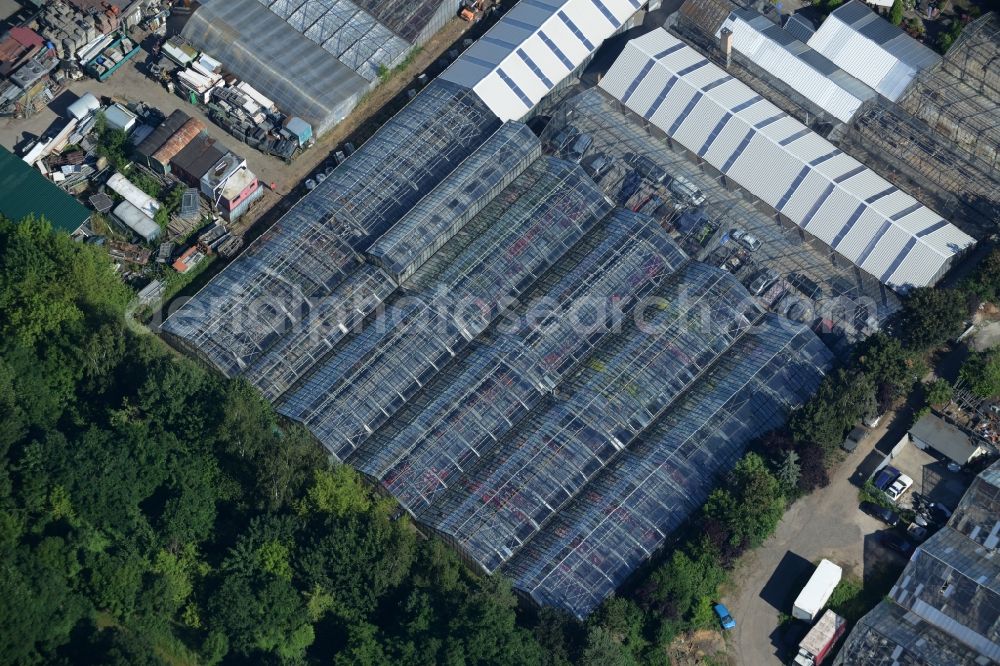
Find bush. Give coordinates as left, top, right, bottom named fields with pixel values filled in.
left=890, top=0, right=903, bottom=25
left=859, top=480, right=893, bottom=510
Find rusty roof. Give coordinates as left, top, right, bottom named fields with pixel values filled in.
left=151, top=117, right=205, bottom=165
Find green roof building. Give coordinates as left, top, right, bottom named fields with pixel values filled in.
left=0, top=145, right=90, bottom=233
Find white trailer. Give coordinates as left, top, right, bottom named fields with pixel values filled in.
left=792, top=559, right=842, bottom=621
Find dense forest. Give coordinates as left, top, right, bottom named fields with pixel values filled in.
left=0, top=217, right=574, bottom=665
left=6, top=217, right=989, bottom=665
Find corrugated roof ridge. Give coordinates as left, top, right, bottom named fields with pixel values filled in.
left=641, top=32, right=960, bottom=262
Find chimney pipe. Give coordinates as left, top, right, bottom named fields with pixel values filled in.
left=720, top=27, right=733, bottom=69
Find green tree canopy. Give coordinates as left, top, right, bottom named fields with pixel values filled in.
left=894, top=287, right=966, bottom=351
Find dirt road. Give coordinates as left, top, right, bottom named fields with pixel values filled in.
left=722, top=415, right=906, bottom=665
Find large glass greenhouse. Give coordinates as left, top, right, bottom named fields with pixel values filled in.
left=163, top=74, right=833, bottom=617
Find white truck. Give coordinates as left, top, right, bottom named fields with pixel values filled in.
left=793, top=609, right=847, bottom=666
left=792, top=559, right=842, bottom=621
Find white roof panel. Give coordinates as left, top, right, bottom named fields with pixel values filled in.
left=718, top=8, right=876, bottom=121
left=837, top=208, right=886, bottom=258
left=444, top=0, right=641, bottom=120
left=806, top=1, right=940, bottom=102
left=600, top=28, right=974, bottom=290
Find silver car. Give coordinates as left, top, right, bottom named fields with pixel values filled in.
left=730, top=228, right=762, bottom=252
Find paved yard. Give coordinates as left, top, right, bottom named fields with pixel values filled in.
left=722, top=416, right=906, bottom=666
left=889, top=441, right=971, bottom=512
left=723, top=406, right=975, bottom=664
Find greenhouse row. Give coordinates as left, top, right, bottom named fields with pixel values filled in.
left=164, top=74, right=832, bottom=616
left=506, top=317, right=833, bottom=616
left=359, top=210, right=689, bottom=513
left=278, top=156, right=615, bottom=461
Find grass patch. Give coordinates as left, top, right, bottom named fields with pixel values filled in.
left=827, top=567, right=899, bottom=623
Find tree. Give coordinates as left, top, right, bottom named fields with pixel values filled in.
left=207, top=572, right=313, bottom=659
left=925, top=378, right=954, bottom=406
left=704, top=453, right=786, bottom=551
left=797, top=444, right=830, bottom=493
left=855, top=332, right=915, bottom=397
left=580, top=627, right=640, bottom=666
left=646, top=542, right=726, bottom=623
left=960, top=351, right=1000, bottom=398
left=890, top=0, right=904, bottom=24
left=894, top=287, right=966, bottom=351
left=790, top=370, right=876, bottom=452
left=937, top=18, right=964, bottom=53
left=589, top=596, right=646, bottom=657
left=775, top=450, right=801, bottom=494
left=965, top=248, right=1000, bottom=304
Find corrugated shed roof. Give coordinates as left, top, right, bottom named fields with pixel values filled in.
left=807, top=0, right=940, bottom=101
left=783, top=12, right=817, bottom=43
left=719, top=8, right=876, bottom=122
left=170, top=135, right=226, bottom=183
left=599, top=29, right=974, bottom=290
left=136, top=109, right=191, bottom=160
left=183, top=0, right=371, bottom=134
left=151, top=117, right=206, bottom=165
left=0, top=146, right=90, bottom=233
left=678, top=0, right=736, bottom=36
left=440, top=0, right=642, bottom=121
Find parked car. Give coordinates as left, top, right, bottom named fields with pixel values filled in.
left=627, top=154, right=669, bottom=185
left=880, top=531, right=914, bottom=555
left=873, top=466, right=901, bottom=491
left=907, top=523, right=929, bottom=541
left=564, top=133, right=593, bottom=163
left=860, top=501, right=900, bottom=527
left=841, top=425, right=868, bottom=453
left=748, top=268, right=779, bottom=296
left=884, top=474, right=914, bottom=502
left=584, top=153, right=613, bottom=179
left=713, top=603, right=737, bottom=630
left=730, top=228, right=762, bottom=252
left=668, top=174, right=706, bottom=206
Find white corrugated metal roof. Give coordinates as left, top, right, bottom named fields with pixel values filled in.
left=441, top=0, right=641, bottom=120
left=599, top=29, right=974, bottom=290
left=807, top=0, right=940, bottom=101
left=718, top=9, right=876, bottom=122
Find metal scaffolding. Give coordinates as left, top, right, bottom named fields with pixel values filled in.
left=842, top=99, right=1000, bottom=235
left=897, top=13, right=1000, bottom=175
